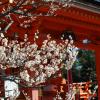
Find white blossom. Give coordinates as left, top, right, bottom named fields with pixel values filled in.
left=0, top=33, right=78, bottom=85
left=20, top=70, right=30, bottom=82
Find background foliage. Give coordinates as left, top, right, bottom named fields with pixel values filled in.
left=62, top=49, right=97, bottom=83
left=72, top=49, right=96, bottom=82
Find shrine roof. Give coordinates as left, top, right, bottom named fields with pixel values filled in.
left=71, top=0, right=100, bottom=14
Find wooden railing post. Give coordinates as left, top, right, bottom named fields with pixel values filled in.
left=95, top=47, right=100, bottom=99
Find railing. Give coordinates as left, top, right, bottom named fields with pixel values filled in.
left=73, top=82, right=98, bottom=99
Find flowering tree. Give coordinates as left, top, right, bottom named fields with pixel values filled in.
left=0, top=0, right=72, bottom=31
left=0, top=0, right=78, bottom=99
left=0, top=0, right=78, bottom=86
left=0, top=32, right=78, bottom=86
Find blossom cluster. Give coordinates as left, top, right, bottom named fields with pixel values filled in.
left=0, top=33, right=78, bottom=85
left=0, top=0, right=72, bottom=30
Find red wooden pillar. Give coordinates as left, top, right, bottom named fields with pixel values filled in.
left=32, top=88, right=39, bottom=100
left=67, top=69, right=73, bottom=92
left=32, top=88, right=43, bottom=100
left=0, top=80, right=4, bottom=98
left=95, top=47, right=100, bottom=99
left=67, top=69, right=73, bottom=85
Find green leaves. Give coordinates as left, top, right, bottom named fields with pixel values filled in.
left=62, top=49, right=96, bottom=83
left=73, top=50, right=96, bottom=82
